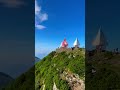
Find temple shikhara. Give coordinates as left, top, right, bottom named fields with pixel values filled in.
left=92, top=28, right=108, bottom=51
left=56, top=38, right=80, bottom=53
left=60, top=39, right=68, bottom=48
left=73, top=38, right=80, bottom=48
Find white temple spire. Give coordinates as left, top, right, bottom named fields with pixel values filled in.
left=73, top=38, right=80, bottom=48
left=92, top=27, right=108, bottom=50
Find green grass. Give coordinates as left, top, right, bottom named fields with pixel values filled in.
left=86, top=51, right=120, bottom=90
left=4, top=48, right=85, bottom=90
left=35, top=49, right=85, bottom=90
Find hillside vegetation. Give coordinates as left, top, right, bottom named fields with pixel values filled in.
left=3, top=67, right=35, bottom=90
left=86, top=51, right=120, bottom=90
left=35, top=48, right=85, bottom=90
left=3, top=48, right=85, bottom=90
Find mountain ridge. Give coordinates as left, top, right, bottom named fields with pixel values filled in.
left=35, top=48, right=85, bottom=90
left=4, top=48, right=85, bottom=90
left=0, top=72, right=14, bottom=89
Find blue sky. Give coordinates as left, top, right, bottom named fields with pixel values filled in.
left=86, top=0, right=120, bottom=51
left=35, top=0, right=85, bottom=58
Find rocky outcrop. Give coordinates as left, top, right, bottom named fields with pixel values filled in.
left=60, top=70, right=85, bottom=90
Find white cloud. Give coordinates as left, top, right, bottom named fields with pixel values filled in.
left=35, top=0, right=48, bottom=30
left=39, top=13, right=48, bottom=23
left=0, top=0, right=25, bottom=8
left=35, top=24, right=46, bottom=30
left=35, top=0, right=41, bottom=15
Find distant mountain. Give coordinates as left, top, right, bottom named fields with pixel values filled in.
left=4, top=67, right=35, bottom=90
left=0, top=72, right=13, bottom=89
left=35, top=56, right=40, bottom=63
left=4, top=48, right=85, bottom=90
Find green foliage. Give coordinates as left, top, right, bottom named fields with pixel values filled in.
left=35, top=49, right=85, bottom=90
left=59, top=80, right=70, bottom=90
left=4, top=67, right=35, bottom=90
left=104, top=51, right=113, bottom=59
left=4, top=49, right=85, bottom=90
left=86, top=51, right=120, bottom=90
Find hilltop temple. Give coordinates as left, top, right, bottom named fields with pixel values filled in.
left=92, top=27, right=108, bottom=51
left=73, top=38, right=80, bottom=48
left=60, top=39, right=68, bottom=48
left=56, top=38, right=80, bottom=53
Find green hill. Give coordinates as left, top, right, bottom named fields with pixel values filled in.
left=35, top=48, right=85, bottom=90
left=3, top=67, right=35, bottom=90
left=3, top=48, right=85, bottom=90
left=86, top=51, right=120, bottom=90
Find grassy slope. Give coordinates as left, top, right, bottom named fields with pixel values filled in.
left=4, top=48, right=85, bottom=90
left=35, top=48, right=85, bottom=90
left=86, top=51, right=120, bottom=90
left=4, top=67, right=35, bottom=90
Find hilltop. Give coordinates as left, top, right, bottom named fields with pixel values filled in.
left=3, top=48, right=85, bottom=90
left=35, top=48, right=85, bottom=90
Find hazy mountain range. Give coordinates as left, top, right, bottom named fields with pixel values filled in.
left=0, top=72, right=13, bottom=89
left=35, top=56, right=40, bottom=63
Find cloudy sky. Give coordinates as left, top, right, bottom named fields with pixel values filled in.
left=35, top=0, right=85, bottom=59
left=0, top=0, right=25, bottom=8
